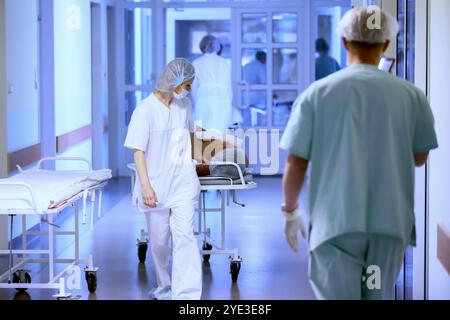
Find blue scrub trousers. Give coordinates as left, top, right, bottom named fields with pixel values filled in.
left=308, top=233, right=406, bottom=300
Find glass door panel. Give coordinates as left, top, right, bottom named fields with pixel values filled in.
left=235, top=8, right=302, bottom=175
left=396, top=0, right=416, bottom=301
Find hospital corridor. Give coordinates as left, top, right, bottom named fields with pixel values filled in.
left=1, top=0, right=450, bottom=305
left=0, top=177, right=314, bottom=300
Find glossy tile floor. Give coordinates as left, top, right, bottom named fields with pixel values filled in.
left=0, top=177, right=315, bottom=300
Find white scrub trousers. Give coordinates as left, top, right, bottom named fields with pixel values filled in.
left=146, top=203, right=202, bottom=300
left=308, top=233, right=406, bottom=300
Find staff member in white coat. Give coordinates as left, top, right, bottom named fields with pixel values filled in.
left=192, top=35, right=233, bottom=134
left=124, top=58, right=202, bottom=300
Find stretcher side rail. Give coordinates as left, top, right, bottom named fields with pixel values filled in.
left=36, top=157, right=93, bottom=171
left=0, top=182, right=38, bottom=215
left=205, top=161, right=246, bottom=185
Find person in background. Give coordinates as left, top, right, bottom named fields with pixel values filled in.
left=243, top=51, right=267, bottom=85
left=280, top=7, right=438, bottom=300
left=315, top=38, right=341, bottom=80
left=242, top=51, right=267, bottom=119
left=192, top=35, right=233, bottom=134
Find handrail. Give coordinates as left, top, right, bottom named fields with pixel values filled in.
left=36, top=157, right=92, bottom=171
left=0, top=182, right=38, bottom=212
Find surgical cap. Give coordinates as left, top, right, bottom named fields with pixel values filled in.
left=337, top=6, right=399, bottom=44
left=199, top=35, right=221, bottom=54
left=155, top=58, right=195, bottom=93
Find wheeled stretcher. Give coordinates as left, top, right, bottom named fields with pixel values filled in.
left=128, top=162, right=257, bottom=283
left=0, top=158, right=111, bottom=299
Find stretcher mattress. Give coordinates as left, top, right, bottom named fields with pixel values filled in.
left=0, top=169, right=112, bottom=213
left=199, top=174, right=254, bottom=186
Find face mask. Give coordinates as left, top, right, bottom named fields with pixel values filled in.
left=173, top=88, right=189, bottom=100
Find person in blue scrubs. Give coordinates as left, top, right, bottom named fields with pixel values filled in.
left=280, top=7, right=438, bottom=300
left=315, top=38, right=341, bottom=80
left=243, top=51, right=267, bottom=85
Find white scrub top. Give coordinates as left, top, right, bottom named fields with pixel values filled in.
left=192, top=53, right=233, bottom=133
left=280, top=64, right=438, bottom=251
left=124, top=93, right=201, bottom=211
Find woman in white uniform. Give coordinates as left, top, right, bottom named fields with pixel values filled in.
left=192, top=35, right=233, bottom=134
left=124, top=58, right=202, bottom=300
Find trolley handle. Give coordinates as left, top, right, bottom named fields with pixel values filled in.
left=207, top=161, right=247, bottom=186
left=128, top=162, right=247, bottom=185
left=0, top=182, right=38, bottom=211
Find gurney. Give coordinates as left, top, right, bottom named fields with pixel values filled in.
left=128, top=161, right=257, bottom=283
left=0, top=157, right=111, bottom=298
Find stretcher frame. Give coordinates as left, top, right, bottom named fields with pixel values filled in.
left=0, top=158, right=107, bottom=298
left=196, top=162, right=257, bottom=261
left=128, top=162, right=257, bottom=282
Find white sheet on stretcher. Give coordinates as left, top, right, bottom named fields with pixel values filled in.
left=0, top=169, right=112, bottom=213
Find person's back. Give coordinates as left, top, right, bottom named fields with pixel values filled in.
left=243, top=58, right=266, bottom=84
left=192, top=53, right=232, bottom=133
left=302, top=64, right=436, bottom=250
left=315, top=54, right=341, bottom=80
left=192, top=53, right=231, bottom=99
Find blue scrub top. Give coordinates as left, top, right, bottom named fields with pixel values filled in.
left=280, top=64, right=438, bottom=251
left=315, top=54, right=341, bottom=80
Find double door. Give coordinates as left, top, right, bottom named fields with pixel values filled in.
left=119, top=1, right=350, bottom=175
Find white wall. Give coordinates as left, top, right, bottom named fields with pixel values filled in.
left=56, top=139, right=92, bottom=171
left=0, top=3, right=6, bottom=177
left=6, top=0, right=40, bottom=153
left=54, top=0, right=92, bottom=170
left=0, top=0, right=7, bottom=250
left=93, top=0, right=115, bottom=168
left=4, top=0, right=41, bottom=240
left=91, top=3, right=110, bottom=170
left=100, top=5, right=109, bottom=170
left=39, top=0, right=57, bottom=165
left=427, top=0, right=450, bottom=300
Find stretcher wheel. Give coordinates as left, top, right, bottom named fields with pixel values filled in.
left=85, top=272, right=97, bottom=293
left=202, top=243, right=213, bottom=262
left=138, top=243, right=148, bottom=263
left=230, top=262, right=241, bottom=283
left=12, top=271, right=31, bottom=291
